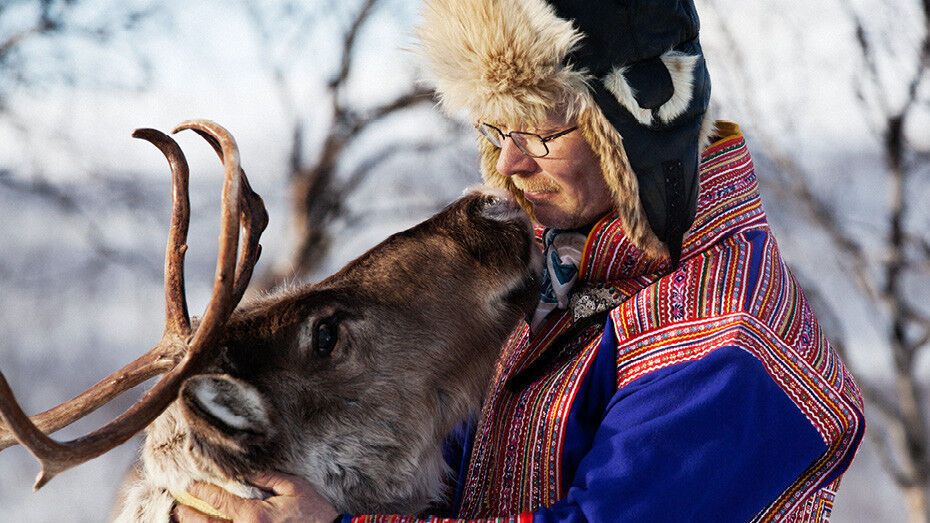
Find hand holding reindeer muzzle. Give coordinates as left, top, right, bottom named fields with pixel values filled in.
left=174, top=471, right=337, bottom=523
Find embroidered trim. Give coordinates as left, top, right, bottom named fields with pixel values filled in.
left=454, top=129, right=863, bottom=520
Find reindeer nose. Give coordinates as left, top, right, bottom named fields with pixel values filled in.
left=471, top=185, right=528, bottom=224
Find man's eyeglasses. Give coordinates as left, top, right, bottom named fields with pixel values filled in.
left=476, top=122, right=578, bottom=158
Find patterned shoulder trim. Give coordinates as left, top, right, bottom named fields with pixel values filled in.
left=610, top=311, right=865, bottom=520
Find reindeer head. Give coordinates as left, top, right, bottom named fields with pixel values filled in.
left=0, top=121, right=541, bottom=516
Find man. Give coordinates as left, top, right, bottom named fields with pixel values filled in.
left=177, top=0, right=865, bottom=521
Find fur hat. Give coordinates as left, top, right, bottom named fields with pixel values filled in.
left=417, top=0, right=713, bottom=264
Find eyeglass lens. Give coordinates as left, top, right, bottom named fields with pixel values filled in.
left=478, top=123, right=548, bottom=158
left=510, top=132, right=547, bottom=157
left=478, top=123, right=502, bottom=147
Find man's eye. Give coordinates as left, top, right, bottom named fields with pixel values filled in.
left=314, top=318, right=339, bottom=357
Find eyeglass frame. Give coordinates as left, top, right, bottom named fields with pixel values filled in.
left=476, top=122, right=579, bottom=158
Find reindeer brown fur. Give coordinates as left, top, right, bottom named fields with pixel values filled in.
left=0, top=121, right=541, bottom=522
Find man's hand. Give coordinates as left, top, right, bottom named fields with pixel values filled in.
left=173, top=471, right=340, bottom=523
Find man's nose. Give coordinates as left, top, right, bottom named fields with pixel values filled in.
left=496, top=138, right=539, bottom=178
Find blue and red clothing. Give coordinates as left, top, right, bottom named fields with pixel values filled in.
left=348, top=124, right=865, bottom=522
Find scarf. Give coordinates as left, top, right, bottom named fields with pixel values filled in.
left=530, top=228, right=587, bottom=331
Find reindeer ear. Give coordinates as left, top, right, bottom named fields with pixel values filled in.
left=180, top=375, right=274, bottom=444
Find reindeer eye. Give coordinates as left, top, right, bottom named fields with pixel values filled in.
left=314, top=318, right=339, bottom=357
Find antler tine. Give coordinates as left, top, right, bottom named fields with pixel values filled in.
left=0, top=346, right=176, bottom=452
left=172, top=120, right=242, bottom=342
left=0, top=120, right=264, bottom=489
left=0, top=130, right=196, bottom=456
left=131, top=128, right=192, bottom=336
left=0, top=345, right=221, bottom=489
left=172, top=120, right=268, bottom=304
left=231, top=174, right=268, bottom=303
left=0, top=353, right=180, bottom=489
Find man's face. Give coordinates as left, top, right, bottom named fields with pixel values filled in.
left=493, top=114, right=613, bottom=230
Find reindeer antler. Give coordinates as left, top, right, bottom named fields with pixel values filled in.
left=0, top=120, right=268, bottom=489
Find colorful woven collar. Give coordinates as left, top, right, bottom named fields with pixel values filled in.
left=577, top=121, right=761, bottom=289
left=506, top=122, right=764, bottom=380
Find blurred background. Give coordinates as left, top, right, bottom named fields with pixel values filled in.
left=0, top=0, right=926, bottom=521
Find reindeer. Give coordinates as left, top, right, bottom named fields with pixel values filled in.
left=0, top=120, right=542, bottom=521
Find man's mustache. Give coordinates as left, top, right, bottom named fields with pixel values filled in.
left=512, top=180, right=560, bottom=193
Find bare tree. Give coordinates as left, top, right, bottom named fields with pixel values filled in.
left=701, top=0, right=930, bottom=520
left=0, top=0, right=153, bottom=112
left=242, top=0, right=453, bottom=288
left=0, top=0, right=159, bottom=276
left=839, top=2, right=930, bottom=519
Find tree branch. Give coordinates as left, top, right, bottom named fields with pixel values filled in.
left=0, top=170, right=161, bottom=278
left=0, top=20, right=54, bottom=60
left=763, top=146, right=880, bottom=305
left=868, top=417, right=919, bottom=487
left=339, top=139, right=445, bottom=195
left=330, top=0, right=380, bottom=93
left=842, top=5, right=892, bottom=117
left=346, top=86, right=435, bottom=137
left=0, top=169, right=79, bottom=213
